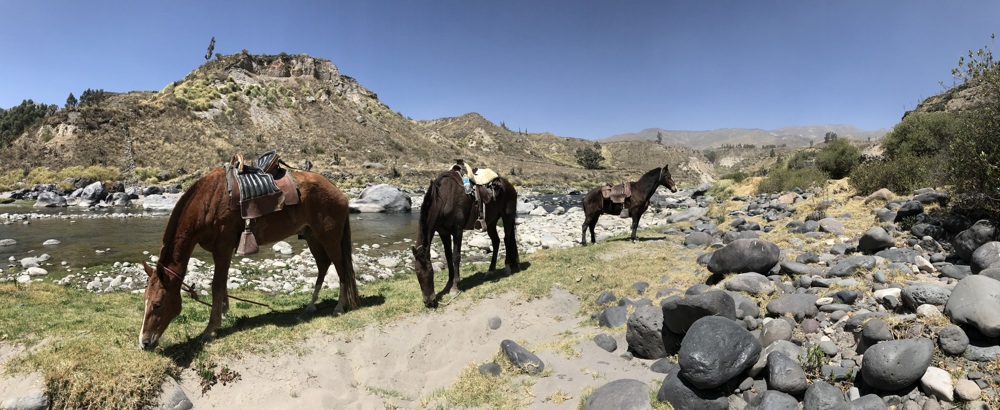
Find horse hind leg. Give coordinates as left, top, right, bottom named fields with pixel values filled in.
left=304, top=236, right=332, bottom=313
left=486, top=222, right=501, bottom=272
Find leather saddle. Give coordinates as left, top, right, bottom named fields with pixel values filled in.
left=601, top=182, right=631, bottom=204
left=226, top=150, right=301, bottom=255
left=466, top=178, right=501, bottom=231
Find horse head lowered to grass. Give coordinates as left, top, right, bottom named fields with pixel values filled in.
left=411, top=167, right=519, bottom=308
left=581, top=164, right=677, bottom=245
left=139, top=155, right=360, bottom=350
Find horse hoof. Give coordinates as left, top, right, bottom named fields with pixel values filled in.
left=332, top=305, right=345, bottom=316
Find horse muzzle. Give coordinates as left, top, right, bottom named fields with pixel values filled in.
left=139, top=333, right=160, bottom=350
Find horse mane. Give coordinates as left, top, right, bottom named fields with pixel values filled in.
left=416, top=171, right=453, bottom=250
left=634, top=166, right=663, bottom=194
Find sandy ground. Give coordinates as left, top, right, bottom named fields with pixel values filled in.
left=174, top=288, right=661, bottom=409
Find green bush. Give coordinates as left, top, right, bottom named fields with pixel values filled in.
left=575, top=146, right=604, bottom=169
left=756, top=167, right=827, bottom=194
left=883, top=111, right=963, bottom=158
left=0, top=169, right=24, bottom=191
left=848, top=156, right=942, bottom=195
left=134, top=167, right=162, bottom=183
left=719, top=171, right=750, bottom=183
left=815, top=138, right=860, bottom=179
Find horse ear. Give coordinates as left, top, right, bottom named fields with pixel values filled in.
left=663, top=164, right=669, bottom=171
left=143, top=262, right=155, bottom=278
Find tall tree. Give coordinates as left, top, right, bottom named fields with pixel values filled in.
left=65, top=93, right=77, bottom=109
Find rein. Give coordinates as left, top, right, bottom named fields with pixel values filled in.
left=160, top=264, right=273, bottom=310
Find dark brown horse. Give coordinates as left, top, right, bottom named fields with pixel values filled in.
left=139, top=168, right=360, bottom=350
left=581, top=164, right=678, bottom=245
left=411, top=169, right=519, bottom=307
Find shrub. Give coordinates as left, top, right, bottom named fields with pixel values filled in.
left=815, top=138, right=860, bottom=179
left=848, top=156, right=942, bottom=195
left=719, top=171, right=749, bottom=183
left=0, top=169, right=24, bottom=191
left=756, top=167, right=827, bottom=194
left=883, top=111, right=963, bottom=158
left=575, top=146, right=604, bottom=169
left=134, top=167, right=162, bottom=183
left=24, top=167, right=58, bottom=186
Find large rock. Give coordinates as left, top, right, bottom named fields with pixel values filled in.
left=32, top=191, right=67, bottom=208
left=970, top=241, right=1000, bottom=274
left=900, top=283, right=951, bottom=310
left=706, top=238, right=780, bottom=279
left=677, top=316, right=761, bottom=390
left=500, top=339, right=544, bottom=374
left=766, top=351, right=808, bottom=395
left=803, top=380, right=847, bottom=410
left=893, top=200, right=924, bottom=222
left=349, top=184, right=412, bottom=213
left=625, top=305, right=665, bottom=359
left=953, top=220, right=996, bottom=262
left=581, top=379, right=651, bottom=410
left=722, top=272, right=774, bottom=296
left=860, top=338, right=934, bottom=391
left=661, top=290, right=736, bottom=335
left=945, top=275, right=1000, bottom=337
left=765, top=293, right=819, bottom=320
left=858, top=227, right=894, bottom=254
left=656, top=366, right=728, bottom=410
left=825, top=255, right=877, bottom=277
left=78, top=181, right=106, bottom=207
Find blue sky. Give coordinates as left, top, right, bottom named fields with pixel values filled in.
left=1, top=1, right=997, bottom=139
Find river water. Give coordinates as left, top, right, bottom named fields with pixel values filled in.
left=0, top=204, right=419, bottom=268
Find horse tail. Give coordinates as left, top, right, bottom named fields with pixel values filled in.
left=340, top=215, right=362, bottom=308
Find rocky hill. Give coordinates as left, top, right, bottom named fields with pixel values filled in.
left=0, top=52, right=701, bottom=189
left=602, top=125, right=888, bottom=150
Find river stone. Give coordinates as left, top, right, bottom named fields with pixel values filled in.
left=581, top=379, right=651, bottom=410
left=765, top=293, right=819, bottom=320
left=860, top=338, right=934, bottom=391
left=683, top=231, right=713, bottom=247
left=0, top=239, right=15, bottom=246
left=944, top=275, right=1000, bottom=338
left=594, top=333, right=617, bottom=352
left=625, top=305, right=665, bottom=359
left=598, top=306, right=628, bottom=327
left=803, top=379, right=847, bottom=410
left=767, top=351, right=808, bottom=395
left=901, top=283, right=951, bottom=310
left=706, top=238, right=780, bottom=278
left=33, top=191, right=67, bottom=208
left=955, top=378, right=982, bottom=401
left=661, top=290, right=736, bottom=334
left=500, top=339, right=544, bottom=374
left=656, top=366, right=727, bottom=410
left=478, top=362, right=501, bottom=376
left=938, top=263, right=971, bottom=280
left=937, top=325, right=969, bottom=356
left=920, top=366, right=954, bottom=402
left=858, top=226, right=894, bottom=254
left=79, top=181, right=106, bottom=206
left=826, top=255, right=877, bottom=277
left=970, top=241, right=1000, bottom=274
left=850, top=394, right=888, bottom=409
left=953, top=220, right=996, bottom=262
left=757, top=390, right=799, bottom=410
left=759, top=318, right=793, bottom=349
left=678, top=316, right=761, bottom=389
left=722, top=272, right=774, bottom=296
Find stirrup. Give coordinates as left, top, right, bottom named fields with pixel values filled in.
left=474, top=218, right=487, bottom=231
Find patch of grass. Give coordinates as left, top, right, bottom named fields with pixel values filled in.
left=535, top=330, right=582, bottom=359
left=422, top=363, right=533, bottom=410
left=365, top=385, right=412, bottom=401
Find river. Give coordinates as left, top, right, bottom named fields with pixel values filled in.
left=0, top=204, right=419, bottom=268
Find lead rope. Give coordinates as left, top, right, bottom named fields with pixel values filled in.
left=161, top=264, right=273, bottom=310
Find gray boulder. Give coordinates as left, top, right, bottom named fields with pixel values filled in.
left=656, top=366, right=728, bottom=410
left=893, top=200, right=924, bottom=222
left=598, top=306, right=628, bottom=327
left=860, top=338, right=934, bottom=391
left=945, top=275, right=1000, bottom=337
left=858, top=227, right=894, bottom=254
left=937, top=325, right=969, bottom=356
left=581, top=379, right=651, bottom=410
left=706, top=238, right=780, bottom=281
left=678, top=316, right=761, bottom=390
left=826, top=255, right=877, bottom=277
left=767, top=351, right=808, bottom=395
left=625, top=305, right=665, bottom=359
left=953, top=220, right=996, bottom=262
left=32, top=191, right=67, bottom=208
left=970, top=241, right=1000, bottom=274
left=349, top=184, right=412, bottom=213
left=803, top=380, right=847, bottom=410
left=79, top=181, right=106, bottom=206
left=661, top=290, right=736, bottom=335
left=757, top=390, right=799, bottom=410
left=765, top=293, right=819, bottom=320
left=500, top=339, right=544, bottom=374
left=900, top=283, right=951, bottom=310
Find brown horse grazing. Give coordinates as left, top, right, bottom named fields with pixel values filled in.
left=581, top=164, right=678, bottom=245
left=139, top=167, right=361, bottom=350
left=411, top=169, right=519, bottom=308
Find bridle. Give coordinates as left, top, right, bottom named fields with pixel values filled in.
left=157, top=263, right=271, bottom=309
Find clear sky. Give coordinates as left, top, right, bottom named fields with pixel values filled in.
left=1, top=1, right=997, bottom=139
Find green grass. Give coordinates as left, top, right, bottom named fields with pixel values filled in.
left=0, top=223, right=711, bottom=409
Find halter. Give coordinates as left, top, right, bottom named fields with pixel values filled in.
left=156, top=262, right=272, bottom=310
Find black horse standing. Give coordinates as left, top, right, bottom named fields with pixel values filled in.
left=580, top=164, right=678, bottom=245
left=412, top=169, right=520, bottom=307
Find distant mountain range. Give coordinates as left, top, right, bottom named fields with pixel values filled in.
left=601, top=125, right=890, bottom=149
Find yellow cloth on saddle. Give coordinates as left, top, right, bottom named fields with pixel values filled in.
left=463, top=163, right=498, bottom=185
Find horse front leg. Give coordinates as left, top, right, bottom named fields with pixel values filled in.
left=630, top=211, right=641, bottom=242
left=448, top=231, right=463, bottom=295
left=439, top=233, right=456, bottom=294
left=202, top=253, right=233, bottom=342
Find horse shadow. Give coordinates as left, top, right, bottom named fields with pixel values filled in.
left=607, top=235, right=668, bottom=243
left=439, top=261, right=531, bottom=300
left=163, top=293, right=385, bottom=366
